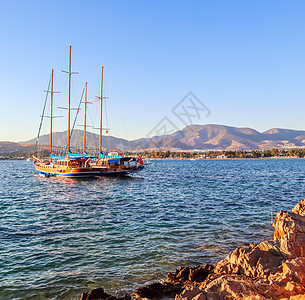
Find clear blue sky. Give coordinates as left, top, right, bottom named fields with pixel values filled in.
left=1, top=0, right=305, bottom=142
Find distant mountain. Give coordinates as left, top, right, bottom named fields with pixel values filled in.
left=18, top=125, right=305, bottom=152
left=23, top=130, right=133, bottom=151
left=0, top=141, right=34, bottom=155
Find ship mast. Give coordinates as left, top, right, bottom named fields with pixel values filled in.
left=99, top=66, right=104, bottom=154
left=68, top=45, right=72, bottom=154
left=50, top=69, right=54, bottom=156
left=84, top=82, right=87, bottom=153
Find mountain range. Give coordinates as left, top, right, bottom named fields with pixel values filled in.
left=2, top=124, right=305, bottom=155
left=2, top=124, right=303, bottom=154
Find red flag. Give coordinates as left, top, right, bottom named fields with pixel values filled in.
left=77, top=109, right=79, bottom=114
left=137, top=155, right=143, bottom=165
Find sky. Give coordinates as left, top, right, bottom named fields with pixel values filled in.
left=1, top=0, right=305, bottom=142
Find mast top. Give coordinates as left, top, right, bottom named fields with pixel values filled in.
left=99, top=66, right=104, bottom=154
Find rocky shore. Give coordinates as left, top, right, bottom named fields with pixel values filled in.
left=80, top=200, right=305, bottom=300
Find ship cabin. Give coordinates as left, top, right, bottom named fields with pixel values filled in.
left=54, top=158, right=89, bottom=168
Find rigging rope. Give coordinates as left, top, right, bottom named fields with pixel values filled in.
left=70, top=87, right=85, bottom=140
left=35, top=76, right=51, bottom=152
left=104, top=97, right=111, bottom=151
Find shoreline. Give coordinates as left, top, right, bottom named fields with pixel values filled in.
left=80, top=199, right=305, bottom=300
left=1, top=156, right=303, bottom=162
left=148, top=156, right=303, bottom=160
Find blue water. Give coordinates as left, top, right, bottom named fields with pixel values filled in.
left=1, top=159, right=305, bottom=299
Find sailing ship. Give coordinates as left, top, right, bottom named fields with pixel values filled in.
left=33, top=46, right=145, bottom=177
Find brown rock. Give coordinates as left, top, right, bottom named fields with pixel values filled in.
left=167, top=265, right=214, bottom=284
left=175, top=285, right=205, bottom=300
left=203, top=273, right=300, bottom=299
left=292, top=199, right=305, bottom=216
left=273, top=211, right=305, bottom=240
left=134, top=282, right=183, bottom=299
left=177, top=267, right=191, bottom=282
left=253, top=280, right=293, bottom=299
left=80, top=288, right=130, bottom=300
left=214, top=243, right=284, bottom=278
left=192, top=293, right=207, bottom=300
left=80, top=288, right=106, bottom=300
left=289, top=295, right=305, bottom=299
left=279, top=233, right=305, bottom=258
left=205, top=293, right=221, bottom=300
left=80, top=288, right=115, bottom=300
left=282, top=258, right=305, bottom=288
left=202, top=274, right=266, bottom=300
left=189, top=265, right=214, bottom=282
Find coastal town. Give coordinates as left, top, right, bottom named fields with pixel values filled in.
left=3, top=148, right=305, bottom=160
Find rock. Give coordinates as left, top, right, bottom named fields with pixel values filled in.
left=175, top=285, right=205, bottom=300
left=202, top=274, right=267, bottom=300
left=289, top=295, right=305, bottom=299
left=80, top=288, right=107, bottom=300
left=292, top=199, right=305, bottom=216
left=167, top=267, right=186, bottom=283
left=205, top=293, right=221, bottom=300
left=279, top=258, right=305, bottom=289
left=202, top=273, right=299, bottom=299
left=273, top=211, right=305, bottom=240
left=208, top=251, right=305, bottom=299
left=189, top=265, right=214, bottom=282
left=80, top=288, right=111, bottom=300
left=214, top=243, right=284, bottom=278
left=134, top=282, right=183, bottom=299
left=167, top=265, right=214, bottom=284
left=204, top=199, right=305, bottom=299
left=177, top=267, right=191, bottom=282
left=279, top=233, right=305, bottom=258
left=191, top=293, right=206, bottom=300
left=80, top=288, right=130, bottom=300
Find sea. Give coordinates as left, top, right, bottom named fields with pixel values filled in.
left=1, top=158, right=305, bottom=299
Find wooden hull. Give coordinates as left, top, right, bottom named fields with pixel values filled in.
left=34, top=162, right=144, bottom=178
left=34, top=163, right=101, bottom=178
left=92, top=165, right=144, bottom=176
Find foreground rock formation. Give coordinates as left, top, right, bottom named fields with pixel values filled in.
left=80, top=199, right=305, bottom=300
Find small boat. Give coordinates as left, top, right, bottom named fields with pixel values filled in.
left=33, top=46, right=145, bottom=177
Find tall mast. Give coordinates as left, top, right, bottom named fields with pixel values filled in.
left=84, top=82, right=87, bottom=153
left=99, top=66, right=104, bottom=154
left=50, top=69, right=54, bottom=155
left=68, top=45, right=72, bottom=154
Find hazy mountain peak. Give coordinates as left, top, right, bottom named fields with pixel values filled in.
left=4, top=124, right=305, bottom=153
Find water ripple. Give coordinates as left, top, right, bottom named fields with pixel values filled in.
left=1, top=159, right=305, bottom=299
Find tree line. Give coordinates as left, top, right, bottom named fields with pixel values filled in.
left=136, top=148, right=305, bottom=159
left=3, top=148, right=305, bottom=160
